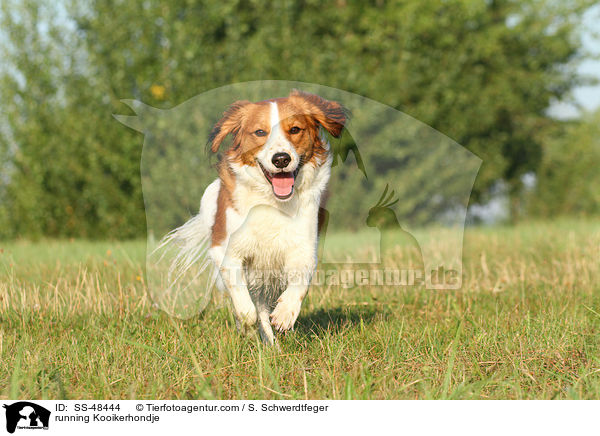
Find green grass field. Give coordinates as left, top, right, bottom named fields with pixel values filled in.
left=1, top=219, right=599, bottom=399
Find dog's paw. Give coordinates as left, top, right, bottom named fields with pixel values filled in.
left=270, top=297, right=302, bottom=332
left=235, top=319, right=258, bottom=337
left=240, top=307, right=258, bottom=325
left=234, top=304, right=258, bottom=328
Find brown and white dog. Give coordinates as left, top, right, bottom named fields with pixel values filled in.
left=173, top=90, right=347, bottom=345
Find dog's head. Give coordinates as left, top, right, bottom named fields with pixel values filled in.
left=208, top=90, right=347, bottom=201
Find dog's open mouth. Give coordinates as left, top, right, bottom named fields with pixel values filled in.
left=258, top=162, right=299, bottom=200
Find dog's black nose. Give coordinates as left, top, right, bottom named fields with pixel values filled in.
left=272, top=152, right=291, bottom=169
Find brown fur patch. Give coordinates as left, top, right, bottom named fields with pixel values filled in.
left=209, top=101, right=272, bottom=166
left=211, top=161, right=236, bottom=247
left=288, top=90, right=348, bottom=138
left=278, top=91, right=347, bottom=167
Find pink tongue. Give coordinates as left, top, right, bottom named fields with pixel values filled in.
left=271, top=173, right=295, bottom=197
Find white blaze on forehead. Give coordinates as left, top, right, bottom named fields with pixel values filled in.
left=267, top=101, right=285, bottom=145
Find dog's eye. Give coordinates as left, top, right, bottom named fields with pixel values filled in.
left=254, top=129, right=267, bottom=137
left=289, top=126, right=301, bottom=134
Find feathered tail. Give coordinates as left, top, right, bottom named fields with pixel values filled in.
left=146, top=214, right=217, bottom=319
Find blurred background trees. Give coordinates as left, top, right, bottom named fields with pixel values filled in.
left=0, top=0, right=598, bottom=239
left=526, top=108, right=600, bottom=217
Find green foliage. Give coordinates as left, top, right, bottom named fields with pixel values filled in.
left=0, top=0, right=595, bottom=238
left=0, top=0, right=146, bottom=238
left=527, top=110, right=600, bottom=217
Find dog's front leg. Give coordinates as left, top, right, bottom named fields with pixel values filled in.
left=270, top=253, right=316, bottom=332
left=212, top=248, right=257, bottom=331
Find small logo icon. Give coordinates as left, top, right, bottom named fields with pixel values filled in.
left=2, top=402, right=50, bottom=434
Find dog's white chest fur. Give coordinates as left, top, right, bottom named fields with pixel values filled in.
left=227, top=186, right=320, bottom=269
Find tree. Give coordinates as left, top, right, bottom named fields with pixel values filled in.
left=0, top=0, right=595, bottom=238
left=527, top=110, right=600, bottom=217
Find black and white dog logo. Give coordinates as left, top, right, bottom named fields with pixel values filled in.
left=2, top=402, right=50, bottom=433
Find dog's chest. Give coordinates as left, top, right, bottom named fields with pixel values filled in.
left=227, top=202, right=315, bottom=262
left=215, top=163, right=327, bottom=268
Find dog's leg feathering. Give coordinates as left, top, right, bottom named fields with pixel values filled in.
left=210, top=246, right=257, bottom=331
left=257, top=306, right=276, bottom=345
left=270, top=252, right=316, bottom=332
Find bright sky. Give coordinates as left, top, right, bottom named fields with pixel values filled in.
left=548, top=5, right=600, bottom=118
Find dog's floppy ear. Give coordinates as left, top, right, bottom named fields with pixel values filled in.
left=290, top=90, right=348, bottom=138
left=207, top=100, right=251, bottom=153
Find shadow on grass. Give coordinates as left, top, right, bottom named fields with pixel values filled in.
left=294, top=305, right=386, bottom=337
